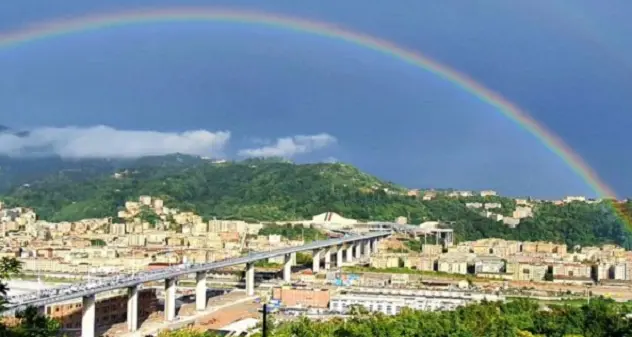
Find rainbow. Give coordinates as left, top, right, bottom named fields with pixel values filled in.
left=0, top=8, right=620, bottom=202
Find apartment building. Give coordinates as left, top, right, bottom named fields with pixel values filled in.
left=512, top=206, right=533, bottom=219
left=330, top=288, right=504, bottom=315
left=404, top=255, right=437, bottom=272
left=473, top=255, right=505, bottom=274
left=208, top=219, right=249, bottom=234
left=551, top=262, right=592, bottom=284
left=437, top=253, right=472, bottom=275
left=480, top=190, right=497, bottom=197
left=422, top=244, right=443, bottom=255
left=370, top=255, right=402, bottom=269
left=272, top=287, right=330, bottom=308
left=506, top=262, right=548, bottom=281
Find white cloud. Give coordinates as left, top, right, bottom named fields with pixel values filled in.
left=238, top=133, right=337, bottom=158
left=0, top=125, right=230, bottom=159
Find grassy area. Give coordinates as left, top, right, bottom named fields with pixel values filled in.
left=254, top=261, right=282, bottom=268
left=341, top=266, right=479, bottom=281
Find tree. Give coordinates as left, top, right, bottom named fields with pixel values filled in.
left=3, top=160, right=632, bottom=247
left=157, top=327, right=217, bottom=337
left=0, top=257, right=62, bottom=337
left=162, top=297, right=632, bottom=337
left=90, top=239, right=106, bottom=247
left=10, top=307, right=62, bottom=337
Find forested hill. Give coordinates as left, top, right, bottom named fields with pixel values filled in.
left=1, top=157, right=631, bottom=248
left=0, top=153, right=208, bottom=193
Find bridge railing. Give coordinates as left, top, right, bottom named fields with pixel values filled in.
left=2, top=231, right=391, bottom=314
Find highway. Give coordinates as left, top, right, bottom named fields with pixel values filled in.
left=2, top=231, right=390, bottom=315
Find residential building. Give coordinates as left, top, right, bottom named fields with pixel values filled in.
left=329, top=288, right=504, bottom=315
left=272, top=287, right=330, bottom=308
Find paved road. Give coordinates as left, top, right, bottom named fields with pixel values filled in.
left=3, top=231, right=390, bottom=314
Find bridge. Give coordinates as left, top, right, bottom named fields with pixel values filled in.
left=3, top=231, right=391, bottom=337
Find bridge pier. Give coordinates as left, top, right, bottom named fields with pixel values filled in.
left=196, top=271, right=207, bottom=311
left=245, top=262, right=255, bottom=296
left=283, top=253, right=292, bottom=283
left=346, top=244, right=354, bottom=262
left=336, top=246, right=344, bottom=267
left=373, top=238, right=380, bottom=254
left=81, top=294, right=96, bottom=337
left=127, top=285, right=139, bottom=332
left=164, top=278, right=176, bottom=321
left=324, top=248, right=332, bottom=270
left=312, top=249, right=321, bottom=273
left=355, top=241, right=362, bottom=259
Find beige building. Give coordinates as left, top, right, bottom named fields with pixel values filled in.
left=552, top=262, right=592, bottom=283
left=512, top=206, right=533, bottom=219
left=404, top=255, right=437, bottom=271
left=109, top=223, right=126, bottom=236
left=507, top=262, right=547, bottom=281
left=480, top=190, right=497, bottom=197
left=437, top=253, right=472, bottom=275
left=473, top=255, right=504, bottom=274
left=208, top=219, right=249, bottom=233
left=370, top=255, right=401, bottom=269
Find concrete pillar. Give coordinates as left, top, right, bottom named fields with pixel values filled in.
left=127, top=285, right=139, bottom=332
left=324, top=248, right=332, bottom=270
left=245, top=262, right=255, bottom=296
left=196, top=271, right=207, bottom=311
left=36, top=306, right=45, bottom=316
left=81, top=294, right=96, bottom=337
left=283, top=253, right=292, bottom=283
left=346, top=245, right=354, bottom=262
left=290, top=252, right=297, bottom=266
left=355, top=241, right=361, bottom=259
left=336, top=246, right=344, bottom=267
left=312, top=249, right=321, bottom=273
left=164, top=278, right=176, bottom=321
left=445, top=231, right=454, bottom=247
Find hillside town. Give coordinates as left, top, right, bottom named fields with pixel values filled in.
left=1, top=192, right=632, bottom=336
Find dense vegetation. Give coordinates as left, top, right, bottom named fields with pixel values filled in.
left=158, top=298, right=632, bottom=337
left=259, top=224, right=327, bottom=242
left=0, top=153, right=207, bottom=193
left=0, top=257, right=63, bottom=336
left=1, top=157, right=631, bottom=248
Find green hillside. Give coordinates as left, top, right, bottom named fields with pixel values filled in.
left=1, top=158, right=631, bottom=248
left=0, top=153, right=208, bottom=193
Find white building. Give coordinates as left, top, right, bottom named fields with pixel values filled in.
left=329, top=288, right=504, bottom=315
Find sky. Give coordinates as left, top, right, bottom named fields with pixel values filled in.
left=0, top=0, right=630, bottom=198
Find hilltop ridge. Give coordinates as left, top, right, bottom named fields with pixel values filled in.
left=0, top=156, right=631, bottom=248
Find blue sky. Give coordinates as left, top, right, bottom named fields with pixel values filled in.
left=0, top=0, right=630, bottom=198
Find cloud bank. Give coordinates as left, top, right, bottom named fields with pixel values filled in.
left=238, top=133, right=337, bottom=158
left=0, top=125, right=230, bottom=159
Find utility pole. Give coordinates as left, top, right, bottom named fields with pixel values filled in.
left=262, top=303, right=268, bottom=337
